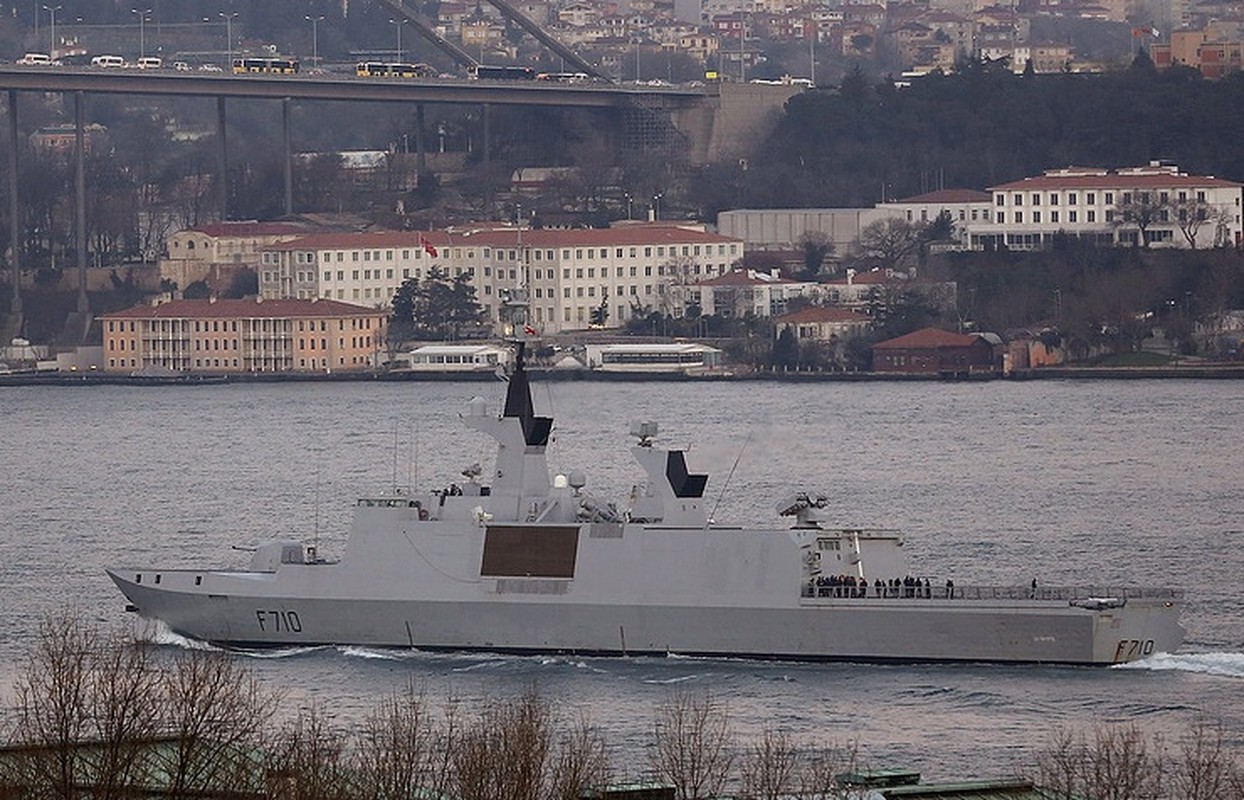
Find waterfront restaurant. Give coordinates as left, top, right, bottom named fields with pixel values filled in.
left=583, top=342, right=723, bottom=374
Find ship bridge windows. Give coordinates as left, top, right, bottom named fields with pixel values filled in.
left=817, top=538, right=841, bottom=551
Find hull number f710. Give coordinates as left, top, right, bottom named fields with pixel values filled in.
left=1113, top=638, right=1155, bottom=662
left=256, top=609, right=302, bottom=633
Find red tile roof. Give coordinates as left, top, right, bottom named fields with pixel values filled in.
left=776, top=306, right=872, bottom=324
left=873, top=327, right=979, bottom=349
left=264, top=223, right=740, bottom=252
left=100, top=298, right=377, bottom=320
left=892, top=189, right=991, bottom=204
left=989, top=172, right=1242, bottom=191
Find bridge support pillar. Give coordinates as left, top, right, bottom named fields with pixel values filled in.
left=283, top=97, right=293, bottom=217
left=6, top=89, right=21, bottom=325
left=75, top=92, right=88, bottom=317
left=216, top=96, right=228, bottom=221
left=415, top=104, right=427, bottom=174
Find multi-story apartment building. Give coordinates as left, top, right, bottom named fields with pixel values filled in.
left=257, top=223, right=744, bottom=334
left=968, top=163, right=1244, bottom=250
left=1152, top=25, right=1244, bottom=77
left=100, top=297, right=385, bottom=374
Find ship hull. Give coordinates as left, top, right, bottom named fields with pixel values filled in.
left=107, top=569, right=1184, bottom=666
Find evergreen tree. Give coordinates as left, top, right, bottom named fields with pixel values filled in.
left=388, top=267, right=485, bottom=341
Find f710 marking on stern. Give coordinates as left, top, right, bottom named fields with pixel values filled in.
left=255, top=609, right=302, bottom=633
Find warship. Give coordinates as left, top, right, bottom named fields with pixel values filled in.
left=108, top=325, right=1184, bottom=665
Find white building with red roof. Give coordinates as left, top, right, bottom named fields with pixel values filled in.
left=99, top=297, right=385, bottom=375
left=258, top=222, right=743, bottom=334
left=968, top=162, right=1244, bottom=250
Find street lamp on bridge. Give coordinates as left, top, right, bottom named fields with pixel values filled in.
left=390, top=18, right=406, bottom=61
left=130, top=8, right=152, bottom=59
left=305, top=15, right=325, bottom=68
left=41, top=4, right=61, bottom=57
left=219, top=12, right=238, bottom=67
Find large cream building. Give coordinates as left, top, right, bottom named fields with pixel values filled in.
left=968, top=162, right=1244, bottom=250
left=257, top=223, right=744, bottom=334
left=100, top=297, right=385, bottom=374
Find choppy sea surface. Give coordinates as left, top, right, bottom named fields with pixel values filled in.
left=0, top=377, right=1241, bottom=781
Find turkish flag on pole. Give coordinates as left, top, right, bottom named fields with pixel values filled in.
left=419, top=234, right=438, bottom=258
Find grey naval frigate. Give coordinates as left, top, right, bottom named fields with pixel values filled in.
left=108, top=341, right=1185, bottom=665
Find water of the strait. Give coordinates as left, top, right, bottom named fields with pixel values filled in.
left=0, top=377, right=1241, bottom=781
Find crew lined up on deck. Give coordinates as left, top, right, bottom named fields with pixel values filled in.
left=807, top=575, right=953, bottom=599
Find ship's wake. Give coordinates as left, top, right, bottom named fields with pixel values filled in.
left=137, top=620, right=220, bottom=651
left=137, top=620, right=327, bottom=659
left=1114, top=652, right=1244, bottom=678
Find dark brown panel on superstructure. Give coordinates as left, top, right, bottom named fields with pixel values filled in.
left=481, top=525, right=580, bottom=578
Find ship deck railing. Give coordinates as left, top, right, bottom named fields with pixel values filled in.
left=800, top=584, right=1184, bottom=601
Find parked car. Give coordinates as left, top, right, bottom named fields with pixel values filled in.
left=136, top=56, right=163, bottom=69
left=90, top=55, right=126, bottom=67
left=172, top=61, right=190, bottom=71
left=16, top=53, right=52, bottom=65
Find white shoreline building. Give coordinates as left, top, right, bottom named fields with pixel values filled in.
left=967, top=162, right=1244, bottom=250
left=257, top=223, right=744, bottom=335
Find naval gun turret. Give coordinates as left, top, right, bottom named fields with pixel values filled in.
left=777, top=492, right=832, bottom=529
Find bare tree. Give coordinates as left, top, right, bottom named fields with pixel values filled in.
left=1170, top=197, right=1215, bottom=249
left=352, top=681, right=453, bottom=800
left=269, top=705, right=354, bottom=800
left=798, top=741, right=859, bottom=800
left=1035, top=724, right=1167, bottom=800
left=156, top=649, right=278, bottom=798
left=1113, top=191, right=1166, bottom=247
left=1170, top=719, right=1233, bottom=800
left=854, top=218, right=922, bottom=271
left=7, top=612, right=96, bottom=800
left=738, top=727, right=799, bottom=800
left=453, top=689, right=553, bottom=800
left=650, top=689, right=735, bottom=800
left=548, top=712, right=612, bottom=800
left=80, top=633, right=160, bottom=800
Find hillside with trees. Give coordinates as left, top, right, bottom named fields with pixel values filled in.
left=691, top=58, right=1244, bottom=217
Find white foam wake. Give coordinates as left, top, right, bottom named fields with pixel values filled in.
left=1114, top=652, right=1244, bottom=678
left=138, top=620, right=220, bottom=651
left=338, top=645, right=414, bottom=661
